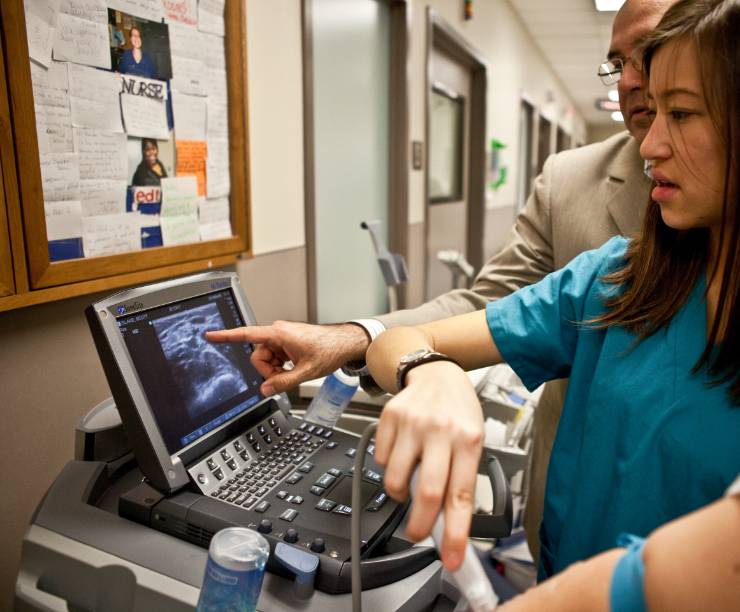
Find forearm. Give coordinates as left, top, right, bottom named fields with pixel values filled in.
left=367, top=310, right=502, bottom=394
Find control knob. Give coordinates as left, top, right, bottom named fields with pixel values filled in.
left=257, top=519, right=272, bottom=534
left=283, top=528, right=299, bottom=543
left=309, top=538, right=325, bottom=554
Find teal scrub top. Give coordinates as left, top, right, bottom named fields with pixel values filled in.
left=486, top=236, right=739, bottom=578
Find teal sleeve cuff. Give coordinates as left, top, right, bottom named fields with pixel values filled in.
left=610, top=533, right=647, bottom=612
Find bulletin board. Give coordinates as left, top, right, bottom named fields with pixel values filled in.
left=0, top=0, right=250, bottom=307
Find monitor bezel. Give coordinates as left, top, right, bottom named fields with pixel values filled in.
left=87, top=271, right=272, bottom=493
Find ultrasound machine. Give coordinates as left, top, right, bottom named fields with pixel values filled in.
left=15, top=272, right=512, bottom=611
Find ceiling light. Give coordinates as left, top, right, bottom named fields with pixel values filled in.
left=594, top=0, right=626, bottom=11
left=611, top=111, right=624, bottom=122
left=607, top=89, right=619, bottom=102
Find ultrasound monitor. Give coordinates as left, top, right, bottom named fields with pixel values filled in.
left=86, top=272, right=272, bottom=493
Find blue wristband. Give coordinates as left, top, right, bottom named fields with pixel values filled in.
left=610, top=533, right=647, bottom=612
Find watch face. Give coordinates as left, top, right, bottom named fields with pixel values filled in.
left=401, top=349, right=430, bottom=364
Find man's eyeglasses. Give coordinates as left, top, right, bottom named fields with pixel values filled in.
left=597, top=56, right=642, bottom=86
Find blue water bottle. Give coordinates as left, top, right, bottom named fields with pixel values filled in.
left=303, top=368, right=359, bottom=429
left=196, top=527, right=270, bottom=612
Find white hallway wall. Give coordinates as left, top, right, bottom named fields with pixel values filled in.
left=244, top=0, right=587, bottom=295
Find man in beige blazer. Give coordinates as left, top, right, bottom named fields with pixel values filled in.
left=209, top=0, right=672, bottom=562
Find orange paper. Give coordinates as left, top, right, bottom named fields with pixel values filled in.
left=176, top=140, right=207, bottom=196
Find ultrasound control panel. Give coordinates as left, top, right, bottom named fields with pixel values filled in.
left=88, top=272, right=415, bottom=594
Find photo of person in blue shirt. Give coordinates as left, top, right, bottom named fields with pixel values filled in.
left=364, top=0, right=739, bottom=591
left=117, top=26, right=156, bottom=79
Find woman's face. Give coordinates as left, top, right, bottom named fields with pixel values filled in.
left=130, top=28, right=142, bottom=49
left=143, top=142, right=158, bottom=167
left=639, top=39, right=725, bottom=231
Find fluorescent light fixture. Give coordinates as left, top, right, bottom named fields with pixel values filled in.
left=611, top=111, right=624, bottom=122
left=608, top=89, right=619, bottom=102
left=594, top=0, right=626, bottom=11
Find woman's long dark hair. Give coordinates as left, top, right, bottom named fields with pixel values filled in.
left=593, top=0, right=740, bottom=404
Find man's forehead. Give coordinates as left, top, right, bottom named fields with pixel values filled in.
left=609, top=0, right=673, bottom=56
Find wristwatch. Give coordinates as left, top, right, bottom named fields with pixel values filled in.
left=396, top=349, right=460, bottom=390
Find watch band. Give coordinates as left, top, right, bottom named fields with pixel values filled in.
left=396, top=349, right=460, bottom=391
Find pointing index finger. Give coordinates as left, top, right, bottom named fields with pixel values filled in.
left=205, top=326, right=276, bottom=345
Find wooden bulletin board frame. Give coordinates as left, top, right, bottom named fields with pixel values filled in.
left=0, top=0, right=251, bottom=312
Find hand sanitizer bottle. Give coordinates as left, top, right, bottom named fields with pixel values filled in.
left=303, top=368, right=359, bottom=429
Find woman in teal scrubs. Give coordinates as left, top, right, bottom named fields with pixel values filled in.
left=366, top=0, right=740, bottom=584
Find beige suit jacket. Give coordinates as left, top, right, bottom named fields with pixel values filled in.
left=377, top=130, right=651, bottom=561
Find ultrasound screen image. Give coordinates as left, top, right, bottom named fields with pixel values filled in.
left=118, top=289, right=264, bottom=454
left=153, top=303, right=248, bottom=419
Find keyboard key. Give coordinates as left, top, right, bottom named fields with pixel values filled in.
left=268, top=417, right=277, bottom=428
left=345, top=448, right=357, bottom=458
left=234, top=440, right=244, bottom=452
left=328, top=467, right=341, bottom=477
left=207, top=458, right=217, bottom=470
left=264, top=434, right=273, bottom=444
left=298, top=462, right=315, bottom=473
left=332, top=504, right=352, bottom=515
left=258, top=425, right=267, bottom=436
left=306, top=424, right=316, bottom=434
left=310, top=485, right=325, bottom=496
left=326, top=441, right=338, bottom=449
left=276, top=490, right=288, bottom=499
left=226, top=459, right=237, bottom=471
left=275, top=427, right=283, bottom=437
left=366, top=491, right=388, bottom=512
left=291, top=495, right=304, bottom=505
left=299, top=422, right=308, bottom=431
left=220, top=450, right=232, bottom=461
left=322, top=430, right=333, bottom=439
left=286, top=472, right=303, bottom=485
left=247, top=432, right=256, bottom=443
left=315, top=498, right=336, bottom=512
left=255, top=500, right=271, bottom=513
left=214, top=469, right=224, bottom=480
left=243, top=497, right=258, bottom=508
left=314, top=473, right=336, bottom=488
left=279, top=508, right=298, bottom=522
left=314, top=427, right=324, bottom=436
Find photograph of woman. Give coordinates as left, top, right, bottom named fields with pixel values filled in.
left=132, top=138, right=168, bottom=186
left=118, top=26, right=156, bottom=79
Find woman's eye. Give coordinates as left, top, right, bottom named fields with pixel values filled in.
left=669, top=110, right=692, bottom=121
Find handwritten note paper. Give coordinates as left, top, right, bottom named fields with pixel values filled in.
left=68, top=63, right=122, bottom=132
left=36, top=103, right=74, bottom=153
left=163, top=0, right=197, bottom=25
left=45, top=200, right=83, bottom=240
left=207, top=98, right=228, bottom=140
left=75, top=128, right=128, bottom=180
left=206, top=68, right=228, bottom=101
left=175, top=140, right=207, bottom=196
left=53, top=12, right=111, bottom=69
left=80, top=179, right=127, bottom=216
left=172, top=92, right=206, bottom=140
left=199, top=219, right=231, bottom=241
left=198, top=196, right=229, bottom=224
left=198, top=0, right=225, bottom=36
left=121, top=94, right=169, bottom=139
left=24, top=0, right=60, bottom=67
left=31, top=60, right=69, bottom=107
left=40, top=152, right=80, bottom=201
left=171, top=55, right=206, bottom=96
left=160, top=176, right=198, bottom=216
left=160, top=212, right=199, bottom=245
left=107, top=0, right=163, bottom=22
left=167, top=22, right=202, bottom=59
left=59, top=0, right=108, bottom=24
left=82, top=212, right=142, bottom=257
left=206, top=137, right=230, bottom=198
left=201, top=32, right=225, bottom=69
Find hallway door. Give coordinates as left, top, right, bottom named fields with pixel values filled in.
left=311, top=0, right=390, bottom=322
